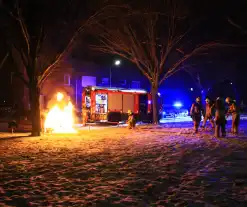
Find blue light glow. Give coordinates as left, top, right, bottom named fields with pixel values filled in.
left=190, top=88, right=193, bottom=91
left=148, top=100, right=152, bottom=104
left=173, top=102, right=183, bottom=108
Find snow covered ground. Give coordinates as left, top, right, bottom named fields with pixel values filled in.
left=0, top=121, right=247, bottom=206
left=160, top=114, right=247, bottom=123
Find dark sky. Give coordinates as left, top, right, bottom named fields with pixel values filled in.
left=1, top=0, right=247, bottom=104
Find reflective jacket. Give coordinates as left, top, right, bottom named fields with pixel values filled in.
left=227, top=101, right=240, bottom=115
left=128, top=114, right=135, bottom=123
left=205, top=102, right=214, bottom=117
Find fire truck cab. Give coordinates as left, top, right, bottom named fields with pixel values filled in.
left=82, top=86, right=152, bottom=123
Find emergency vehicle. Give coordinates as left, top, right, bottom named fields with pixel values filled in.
left=82, top=86, right=153, bottom=123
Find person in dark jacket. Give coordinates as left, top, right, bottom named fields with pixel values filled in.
left=190, top=97, right=204, bottom=133
left=202, top=98, right=215, bottom=129
left=8, top=120, right=18, bottom=133
left=214, top=97, right=226, bottom=138
left=225, top=97, right=240, bottom=134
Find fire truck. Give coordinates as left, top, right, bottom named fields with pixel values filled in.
left=82, top=86, right=153, bottom=123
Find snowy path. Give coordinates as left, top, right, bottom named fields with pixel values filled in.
left=0, top=123, right=247, bottom=206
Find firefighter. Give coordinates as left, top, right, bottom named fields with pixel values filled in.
left=202, top=98, right=215, bottom=129
left=226, top=97, right=240, bottom=134
left=190, top=97, right=204, bottom=133
left=8, top=120, right=18, bottom=133
left=127, top=110, right=136, bottom=129
left=82, top=103, right=88, bottom=126
left=214, top=97, right=226, bottom=138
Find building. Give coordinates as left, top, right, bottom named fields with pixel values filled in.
left=40, top=59, right=149, bottom=112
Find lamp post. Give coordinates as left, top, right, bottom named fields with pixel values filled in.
left=110, top=59, right=121, bottom=87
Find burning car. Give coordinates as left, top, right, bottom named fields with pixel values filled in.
left=44, top=92, right=77, bottom=133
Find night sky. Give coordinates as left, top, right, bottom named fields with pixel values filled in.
left=1, top=0, right=247, bottom=104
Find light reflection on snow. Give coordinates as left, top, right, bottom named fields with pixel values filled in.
left=0, top=121, right=247, bottom=206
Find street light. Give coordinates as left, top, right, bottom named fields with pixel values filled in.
left=110, top=59, right=121, bottom=87
left=115, top=60, right=121, bottom=66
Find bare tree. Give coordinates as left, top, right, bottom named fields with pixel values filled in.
left=90, top=1, right=222, bottom=124
left=1, top=0, right=110, bottom=136
left=0, top=52, right=9, bottom=71
left=228, top=18, right=247, bottom=34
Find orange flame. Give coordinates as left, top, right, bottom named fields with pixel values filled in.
left=44, top=92, right=77, bottom=133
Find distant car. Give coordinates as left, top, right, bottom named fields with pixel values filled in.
left=161, top=108, right=188, bottom=118
left=179, top=109, right=189, bottom=117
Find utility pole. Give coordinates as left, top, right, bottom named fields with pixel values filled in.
left=110, top=60, right=121, bottom=88
left=109, top=67, right=112, bottom=87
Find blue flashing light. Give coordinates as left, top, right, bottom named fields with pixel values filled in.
left=190, top=88, right=193, bottom=91
left=201, top=90, right=204, bottom=94
left=148, top=100, right=152, bottom=104
left=173, top=102, right=183, bottom=108
left=157, top=92, right=161, bottom=96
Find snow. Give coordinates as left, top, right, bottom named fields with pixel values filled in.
left=0, top=121, right=247, bottom=206
left=160, top=116, right=192, bottom=123
left=160, top=114, right=247, bottom=123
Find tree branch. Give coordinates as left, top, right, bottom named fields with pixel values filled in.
left=159, top=26, right=191, bottom=73
left=228, top=18, right=247, bottom=34
left=159, top=43, right=239, bottom=85
left=0, top=52, right=9, bottom=71
left=9, top=4, right=31, bottom=55
left=36, top=24, right=45, bottom=56
left=39, top=4, right=116, bottom=86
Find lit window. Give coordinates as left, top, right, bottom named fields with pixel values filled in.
left=64, top=74, right=70, bottom=85
left=131, top=81, right=140, bottom=89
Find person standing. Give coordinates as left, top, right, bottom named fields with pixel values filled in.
left=127, top=110, right=136, bottom=129
left=214, top=97, right=226, bottom=138
left=202, top=98, right=215, bottom=129
left=225, top=97, right=240, bottom=134
left=190, top=97, right=204, bottom=133
left=82, top=104, right=88, bottom=126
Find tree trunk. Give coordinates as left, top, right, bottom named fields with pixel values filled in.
left=151, top=84, right=159, bottom=124
left=29, top=81, right=41, bottom=136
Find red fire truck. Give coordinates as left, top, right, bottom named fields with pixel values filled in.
left=82, top=86, right=153, bottom=123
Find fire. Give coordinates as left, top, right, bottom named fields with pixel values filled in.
left=44, top=92, right=77, bottom=133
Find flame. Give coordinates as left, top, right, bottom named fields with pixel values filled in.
left=44, top=92, right=77, bottom=133
left=56, top=92, right=64, bottom=102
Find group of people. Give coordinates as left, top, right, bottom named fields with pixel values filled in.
left=190, top=96, right=240, bottom=137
